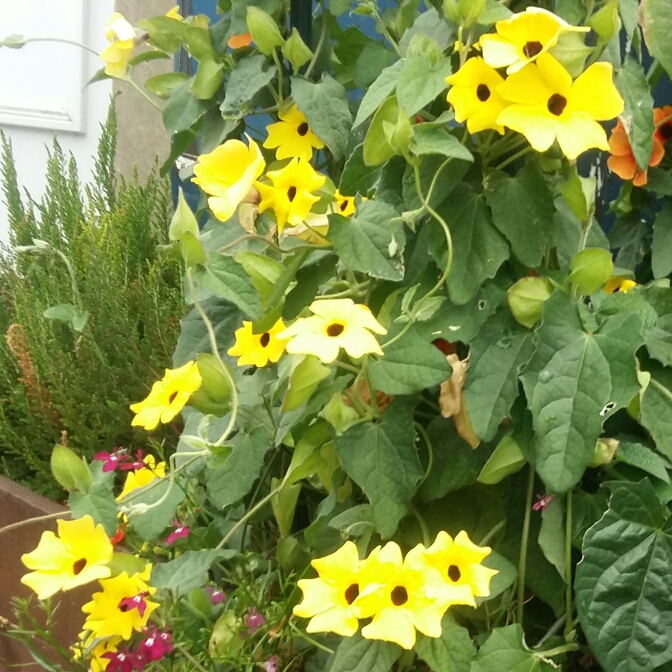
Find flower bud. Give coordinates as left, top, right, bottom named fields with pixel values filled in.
left=507, top=277, right=554, bottom=329
left=282, top=28, right=312, bottom=71
left=169, top=188, right=199, bottom=242
left=51, top=445, right=92, bottom=493
left=589, top=438, right=619, bottom=467
left=196, top=353, right=232, bottom=403
left=246, top=7, right=284, bottom=55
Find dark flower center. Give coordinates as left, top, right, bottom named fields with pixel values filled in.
left=340, top=199, right=350, bottom=212
left=72, top=558, right=87, bottom=576
left=448, top=565, right=461, bottom=582
left=344, top=583, right=359, bottom=605
left=391, top=586, right=409, bottom=606
left=326, top=323, right=345, bottom=337
left=168, top=391, right=178, bottom=404
left=523, top=41, right=543, bottom=58
left=476, top=84, right=491, bottom=102
left=660, top=123, right=672, bottom=141
left=259, top=332, right=270, bottom=348
left=297, top=122, right=309, bottom=136
left=287, top=186, right=297, bottom=202
left=547, top=93, right=567, bottom=117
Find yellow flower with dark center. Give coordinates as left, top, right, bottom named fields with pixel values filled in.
left=481, top=7, right=588, bottom=74
left=264, top=105, right=325, bottom=161
left=21, top=515, right=113, bottom=600
left=130, top=361, right=202, bottom=430
left=293, top=541, right=365, bottom=636
left=100, top=13, right=137, bottom=79
left=256, top=158, right=326, bottom=232
left=334, top=190, right=367, bottom=217
left=604, top=277, right=637, bottom=294
left=82, top=567, right=158, bottom=640
left=420, top=531, right=497, bottom=603
left=277, top=298, right=387, bottom=364
left=227, top=319, right=288, bottom=367
left=116, top=455, right=166, bottom=502
left=73, top=633, right=122, bottom=672
left=353, top=542, right=453, bottom=650
left=446, top=58, right=509, bottom=134
left=192, top=137, right=266, bottom=222
left=497, top=53, right=623, bottom=160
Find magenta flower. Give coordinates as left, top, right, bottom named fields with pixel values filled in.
left=101, top=651, right=142, bottom=672
left=244, top=608, right=266, bottom=635
left=118, top=592, right=149, bottom=617
left=261, top=655, right=280, bottom=672
left=165, top=524, right=190, bottom=546
left=533, top=494, right=554, bottom=512
left=94, top=448, right=129, bottom=473
left=205, top=586, right=227, bottom=605
left=140, top=627, right=174, bottom=662
left=119, top=449, right=145, bottom=471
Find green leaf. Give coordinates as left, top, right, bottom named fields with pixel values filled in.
left=43, top=303, right=77, bottom=322
left=484, top=163, right=555, bottom=267
left=576, top=480, right=672, bottom=672
left=411, top=125, right=474, bottom=161
left=145, top=72, right=189, bottom=99
left=478, top=0, right=513, bottom=23
left=640, top=361, right=672, bottom=461
left=194, top=254, right=262, bottom=319
left=415, top=613, right=475, bottom=672
left=610, top=211, right=650, bottom=271
left=69, top=484, right=118, bottom=537
left=330, top=631, right=402, bottom=672
left=51, top=445, right=92, bottom=493
left=127, top=478, right=187, bottom=541
left=640, top=286, right=672, bottom=366
left=291, top=74, right=352, bottom=161
left=640, top=0, right=672, bottom=78
left=282, top=28, right=313, bottom=70
left=471, top=625, right=554, bottom=672
left=282, top=355, right=331, bottom=412
left=482, top=551, right=517, bottom=602
left=353, top=60, right=405, bottom=128
left=327, top=200, right=406, bottom=281
left=463, top=310, right=533, bottom=441
left=396, top=55, right=451, bottom=117
left=363, top=96, right=399, bottom=167
left=478, top=434, right=526, bottom=485
left=283, top=254, right=338, bottom=320
left=271, top=478, right=301, bottom=537
left=220, top=55, right=277, bottom=118
left=402, top=155, right=470, bottom=212
left=185, top=26, right=215, bottom=61
left=334, top=401, right=423, bottom=538
left=615, top=56, right=655, bottom=170
left=399, top=8, right=454, bottom=54
left=369, top=325, right=451, bottom=395
left=163, top=80, right=209, bottom=134
left=190, top=56, right=225, bottom=100
left=205, top=427, right=273, bottom=509
left=234, top=250, right=284, bottom=306
left=616, top=439, right=671, bottom=483
left=521, top=292, right=643, bottom=492
left=568, top=248, right=614, bottom=296
left=652, top=201, right=672, bottom=280
left=538, top=497, right=565, bottom=579
left=152, top=550, right=232, bottom=595
left=139, top=16, right=187, bottom=52
left=432, top=187, right=509, bottom=305
left=339, top=144, right=382, bottom=196
left=644, top=168, right=672, bottom=196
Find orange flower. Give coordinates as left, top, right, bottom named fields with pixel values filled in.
left=655, top=105, right=672, bottom=146
left=607, top=119, right=664, bottom=187
left=228, top=33, right=253, bottom=49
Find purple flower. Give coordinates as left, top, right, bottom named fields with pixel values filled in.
left=94, top=448, right=129, bottom=473
left=140, top=627, right=174, bottom=662
left=244, top=608, right=266, bottom=635
left=118, top=592, right=149, bottom=617
left=101, top=651, right=142, bottom=672
left=205, top=586, right=227, bottom=605
left=165, top=524, right=190, bottom=546
left=261, top=655, right=280, bottom=672
left=532, top=494, right=554, bottom=512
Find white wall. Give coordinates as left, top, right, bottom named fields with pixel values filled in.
left=0, top=0, right=115, bottom=243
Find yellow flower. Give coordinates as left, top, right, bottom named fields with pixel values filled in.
left=166, top=5, right=183, bottom=20
left=481, top=7, right=588, bottom=75
left=192, top=137, right=266, bottom=222
left=277, top=299, right=387, bottom=364
left=446, top=58, right=509, bottom=135
left=334, top=190, right=366, bottom=217
left=130, top=361, right=202, bottom=431
left=117, top=455, right=166, bottom=502
left=497, top=54, right=624, bottom=160
left=82, top=567, right=158, bottom=640
left=263, top=105, right=325, bottom=161
left=604, top=277, right=637, bottom=294
left=227, top=319, right=288, bottom=367
left=21, top=515, right=113, bottom=600
left=256, top=158, right=326, bottom=232
left=353, top=542, right=453, bottom=650
left=293, top=541, right=364, bottom=636
left=100, top=13, right=137, bottom=79
left=421, top=531, right=497, bottom=603
left=73, top=633, right=122, bottom=672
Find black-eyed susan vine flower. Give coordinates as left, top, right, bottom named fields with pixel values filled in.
left=192, top=137, right=265, bottom=222
left=334, top=190, right=365, bottom=217
left=446, top=57, right=509, bottom=134
left=82, top=567, right=158, bottom=640
left=480, top=6, right=589, bottom=74
left=227, top=319, right=288, bottom=367
left=604, top=277, right=637, bottom=294
left=100, top=13, right=137, bottom=79
left=497, top=53, right=624, bottom=160
left=20, top=515, right=114, bottom=600
left=263, top=105, right=325, bottom=161
left=130, top=361, right=202, bottom=431
left=116, top=454, right=166, bottom=502
left=278, top=298, right=387, bottom=364
left=256, top=157, right=326, bottom=232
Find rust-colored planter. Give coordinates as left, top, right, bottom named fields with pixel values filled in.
left=0, top=476, right=90, bottom=672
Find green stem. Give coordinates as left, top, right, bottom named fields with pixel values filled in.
left=496, top=145, right=533, bottom=171
left=13, top=37, right=100, bottom=57
left=0, top=511, right=70, bottom=538
left=415, top=422, right=433, bottom=487
left=304, top=6, right=328, bottom=78
left=123, top=76, right=163, bottom=111
left=272, top=49, right=284, bottom=101
left=564, top=490, right=574, bottom=640
left=175, top=645, right=210, bottom=672
left=410, top=504, right=431, bottom=546
left=517, top=464, right=535, bottom=625
left=288, top=620, right=334, bottom=654
left=537, top=643, right=579, bottom=659
left=479, top=519, right=505, bottom=547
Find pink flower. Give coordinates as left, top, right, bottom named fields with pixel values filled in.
left=101, top=651, right=142, bottom=672
left=244, top=608, right=266, bottom=636
left=118, top=592, right=149, bottom=618
left=165, top=524, right=190, bottom=546
left=119, top=449, right=145, bottom=471
left=205, top=586, right=227, bottom=605
left=262, top=655, right=280, bottom=672
left=533, top=494, right=554, bottom=512
left=94, top=448, right=129, bottom=472
left=140, top=627, right=174, bottom=662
